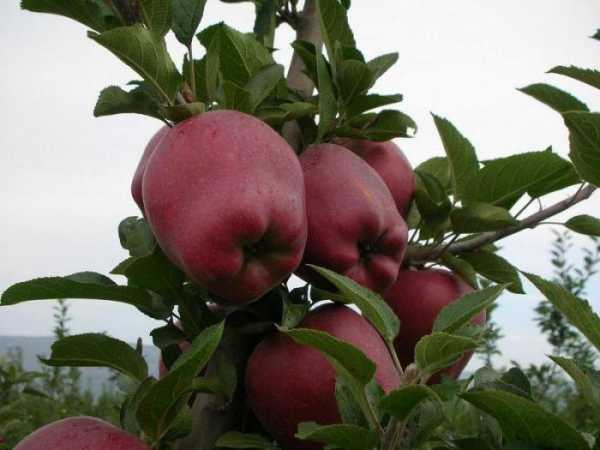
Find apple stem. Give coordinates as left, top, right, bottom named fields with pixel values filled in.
left=407, top=183, right=596, bottom=264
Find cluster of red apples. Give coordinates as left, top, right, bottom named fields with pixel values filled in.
left=16, top=110, right=483, bottom=450
left=137, top=110, right=483, bottom=450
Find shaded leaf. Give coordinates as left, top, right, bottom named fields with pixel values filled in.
left=433, top=284, right=505, bottom=333
left=461, top=251, right=523, bottom=293
left=21, top=0, right=120, bottom=32
left=525, top=272, right=600, bottom=352
left=415, top=332, right=479, bottom=378
left=172, top=0, right=208, bottom=45
left=282, top=327, right=376, bottom=386
left=432, top=114, right=479, bottom=201
left=139, top=0, right=171, bottom=36
left=308, top=265, right=400, bottom=343
left=295, top=422, right=377, bottom=450
left=136, top=321, right=224, bottom=440
left=118, top=217, right=157, bottom=257
left=367, top=53, right=398, bottom=85
left=462, top=390, right=590, bottom=450
left=549, top=65, right=600, bottom=90
left=41, top=333, right=148, bottom=381
left=216, top=431, right=278, bottom=449
left=89, top=24, right=181, bottom=103
left=379, top=385, right=441, bottom=420
left=451, top=203, right=518, bottom=234
left=316, top=51, right=337, bottom=140
left=346, top=94, right=403, bottom=118
left=94, top=85, right=164, bottom=120
left=563, top=111, right=600, bottom=186
left=317, top=0, right=356, bottom=64
left=519, top=83, right=589, bottom=113
left=566, top=215, right=600, bottom=236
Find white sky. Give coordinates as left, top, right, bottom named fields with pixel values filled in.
left=1, top=0, right=599, bottom=368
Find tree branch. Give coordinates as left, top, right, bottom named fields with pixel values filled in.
left=407, top=184, right=597, bottom=264
left=282, top=0, right=322, bottom=151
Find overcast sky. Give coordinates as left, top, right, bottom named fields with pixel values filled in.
left=1, top=0, right=599, bottom=369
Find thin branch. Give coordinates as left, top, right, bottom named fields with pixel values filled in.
left=407, top=184, right=596, bottom=263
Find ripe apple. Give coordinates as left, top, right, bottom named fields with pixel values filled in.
left=383, top=269, right=485, bottom=383
left=143, top=110, right=307, bottom=305
left=131, top=125, right=169, bottom=212
left=335, top=139, right=415, bottom=216
left=246, top=304, right=400, bottom=450
left=298, top=144, right=408, bottom=293
left=14, top=416, right=149, bottom=450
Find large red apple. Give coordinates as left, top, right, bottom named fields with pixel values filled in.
left=131, top=125, right=169, bottom=212
left=14, top=416, right=149, bottom=450
left=298, top=144, right=408, bottom=293
left=384, top=269, right=485, bottom=383
left=246, top=303, right=400, bottom=450
left=335, top=139, right=415, bottom=216
left=143, top=110, right=307, bottom=305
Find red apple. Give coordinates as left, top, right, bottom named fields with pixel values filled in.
left=15, top=417, right=149, bottom=450
left=298, top=144, right=408, bottom=293
left=131, top=125, right=169, bottom=212
left=246, top=304, right=400, bottom=450
left=143, top=110, right=307, bottom=305
left=335, top=139, right=415, bottom=216
left=383, top=269, right=485, bottom=383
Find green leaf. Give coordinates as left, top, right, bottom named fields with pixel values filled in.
left=0, top=273, right=169, bottom=319
left=563, top=111, right=600, bottom=186
left=414, top=170, right=452, bottom=226
left=433, top=284, right=505, bottom=333
left=257, top=102, right=317, bottom=125
left=317, top=0, right=356, bottom=64
left=518, top=83, right=589, bottom=113
left=89, top=24, right=181, bottom=103
left=549, top=356, right=600, bottom=415
left=121, top=378, right=156, bottom=434
left=295, top=423, right=378, bottom=450
left=111, top=251, right=184, bottom=298
left=139, top=0, right=171, bottom=36
left=282, top=327, right=376, bottom=386
left=118, top=217, right=157, bottom=257
left=198, top=23, right=273, bottom=87
left=291, top=40, right=318, bottom=84
left=593, top=29, right=600, bottom=41
left=461, top=251, right=523, bottom=293
left=172, top=0, right=208, bottom=46
left=439, top=253, right=478, bottom=289
left=461, top=390, right=590, bottom=450
left=464, top=149, right=580, bottom=208
left=432, top=114, right=479, bottom=201
left=337, top=60, right=373, bottom=105
left=94, top=85, right=164, bottom=120
left=40, top=333, right=148, bottom=381
left=308, top=265, right=400, bottom=343
left=245, top=64, right=285, bottom=111
left=183, top=56, right=218, bottom=103
left=379, top=385, right=441, bottom=420
left=346, top=94, right=403, bottom=118
left=524, top=272, right=600, bottom=352
left=216, top=431, right=278, bottom=449
left=450, top=203, right=518, bottom=234
left=549, top=65, right=600, bottom=91
left=367, top=53, right=398, bottom=85
left=415, top=332, right=479, bottom=378
left=253, top=0, right=277, bottom=48
left=21, top=0, right=120, bottom=32
left=280, top=291, right=309, bottom=329
left=136, top=321, right=224, bottom=440
left=566, top=215, right=600, bottom=236
left=222, top=81, right=253, bottom=113
left=151, top=323, right=187, bottom=350
left=416, top=157, right=451, bottom=191
left=338, top=110, right=416, bottom=141
left=335, top=376, right=368, bottom=427
left=316, top=51, right=337, bottom=141
left=215, top=353, right=237, bottom=401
